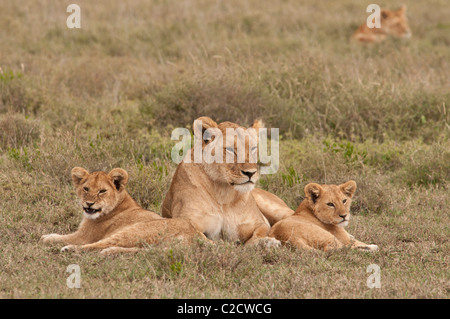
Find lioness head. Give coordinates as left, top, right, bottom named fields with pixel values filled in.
left=71, top=167, right=129, bottom=220
left=192, top=116, right=263, bottom=193
left=304, top=181, right=357, bottom=228
left=380, top=6, right=412, bottom=38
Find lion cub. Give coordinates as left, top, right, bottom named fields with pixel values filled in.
left=352, top=5, right=412, bottom=43
left=269, top=181, right=378, bottom=252
left=40, top=167, right=209, bottom=255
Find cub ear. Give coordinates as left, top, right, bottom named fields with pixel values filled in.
left=398, top=5, right=406, bottom=14
left=193, top=116, right=219, bottom=147
left=305, top=183, right=323, bottom=204
left=109, top=168, right=129, bottom=191
left=71, top=167, right=89, bottom=187
left=340, top=180, right=357, bottom=198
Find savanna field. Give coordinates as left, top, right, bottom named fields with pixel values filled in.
left=0, top=0, right=449, bottom=299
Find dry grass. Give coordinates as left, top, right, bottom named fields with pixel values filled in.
left=0, top=0, right=449, bottom=298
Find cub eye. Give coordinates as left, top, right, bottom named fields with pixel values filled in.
left=83, top=187, right=89, bottom=192
left=99, top=189, right=107, bottom=194
left=327, top=202, right=335, bottom=207
left=251, top=146, right=258, bottom=154
left=343, top=199, right=347, bottom=204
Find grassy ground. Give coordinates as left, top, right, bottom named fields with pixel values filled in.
left=0, top=0, right=449, bottom=298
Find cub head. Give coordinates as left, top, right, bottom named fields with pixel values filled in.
left=380, top=6, right=412, bottom=38
left=192, top=116, right=263, bottom=193
left=71, top=167, right=129, bottom=220
left=304, top=181, right=357, bottom=228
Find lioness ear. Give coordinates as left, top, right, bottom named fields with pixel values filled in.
left=251, top=119, right=264, bottom=131
left=71, top=167, right=89, bottom=187
left=109, top=168, right=129, bottom=191
left=340, top=180, right=357, bottom=198
left=193, top=116, right=219, bottom=147
left=381, top=9, right=389, bottom=20
left=305, top=183, right=322, bottom=204
left=398, top=5, right=406, bottom=14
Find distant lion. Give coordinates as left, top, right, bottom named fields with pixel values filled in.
left=352, top=5, right=412, bottom=43
left=40, top=167, right=209, bottom=255
left=269, top=181, right=378, bottom=252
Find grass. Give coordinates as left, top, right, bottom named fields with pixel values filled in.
left=0, top=0, right=449, bottom=298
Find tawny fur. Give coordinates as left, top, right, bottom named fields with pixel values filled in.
left=162, top=116, right=280, bottom=248
left=352, top=6, right=412, bottom=43
left=40, top=167, right=209, bottom=255
left=269, top=181, right=378, bottom=252
left=252, top=188, right=295, bottom=226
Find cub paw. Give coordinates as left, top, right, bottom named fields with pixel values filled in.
left=61, top=245, right=78, bottom=253
left=258, top=237, right=282, bottom=248
left=100, top=247, right=140, bottom=255
left=100, top=247, right=118, bottom=256
left=40, top=233, right=62, bottom=244
left=358, top=244, right=379, bottom=252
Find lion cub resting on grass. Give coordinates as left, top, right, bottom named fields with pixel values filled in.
left=40, top=167, right=209, bottom=255
left=269, top=181, right=378, bottom=252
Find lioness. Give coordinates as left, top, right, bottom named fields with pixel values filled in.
left=40, top=167, right=209, bottom=254
left=269, top=181, right=378, bottom=252
left=162, top=116, right=280, bottom=247
left=252, top=188, right=295, bottom=226
left=352, top=5, right=412, bottom=43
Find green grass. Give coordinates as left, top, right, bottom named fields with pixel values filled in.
left=0, top=0, right=449, bottom=298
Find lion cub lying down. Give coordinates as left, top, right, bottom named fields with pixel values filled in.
left=269, top=181, right=378, bottom=252
left=40, top=167, right=209, bottom=255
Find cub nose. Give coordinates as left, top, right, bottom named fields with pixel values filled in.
left=339, top=214, right=347, bottom=219
left=86, top=201, right=94, bottom=207
left=242, top=170, right=256, bottom=179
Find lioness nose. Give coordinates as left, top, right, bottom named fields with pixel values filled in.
left=242, top=170, right=256, bottom=179
left=86, top=201, right=94, bottom=207
left=339, top=214, right=347, bottom=219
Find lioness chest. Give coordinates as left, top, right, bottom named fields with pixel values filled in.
left=205, top=204, right=264, bottom=243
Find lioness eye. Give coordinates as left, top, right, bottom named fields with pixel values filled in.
left=83, top=187, right=89, bottom=192
left=251, top=146, right=258, bottom=153
left=343, top=199, right=347, bottom=204
left=327, top=202, right=335, bottom=207
left=99, top=189, right=107, bottom=194
left=226, top=147, right=235, bottom=154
